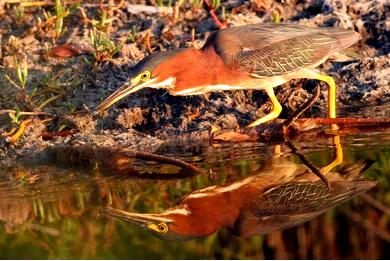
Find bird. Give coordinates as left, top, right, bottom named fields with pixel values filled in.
left=103, top=155, right=375, bottom=241
left=96, top=23, right=361, bottom=128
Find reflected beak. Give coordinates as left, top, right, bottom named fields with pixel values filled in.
left=102, top=207, right=171, bottom=227
left=96, top=82, right=144, bottom=113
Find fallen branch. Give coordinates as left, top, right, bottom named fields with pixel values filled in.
left=122, top=150, right=202, bottom=175
left=210, top=115, right=390, bottom=143
left=286, top=140, right=331, bottom=189
left=300, top=117, right=390, bottom=127
left=54, top=145, right=202, bottom=176
left=281, top=86, right=320, bottom=133
left=41, top=130, right=77, bottom=140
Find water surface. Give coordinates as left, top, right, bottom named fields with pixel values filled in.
left=0, top=131, right=389, bottom=259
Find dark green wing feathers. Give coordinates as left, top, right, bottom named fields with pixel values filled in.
left=251, top=182, right=342, bottom=217
left=234, top=34, right=330, bottom=77
left=203, top=23, right=361, bottom=77
left=249, top=180, right=375, bottom=217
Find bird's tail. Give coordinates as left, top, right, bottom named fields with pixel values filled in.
left=325, top=28, right=362, bottom=53
left=338, top=159, right=375, bottom=180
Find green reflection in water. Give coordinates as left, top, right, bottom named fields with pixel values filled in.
left=0, top=132, right=389, bottom=259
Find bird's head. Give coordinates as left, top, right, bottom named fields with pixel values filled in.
left=103, top=207, right=213, bottom=241
left=96, top=48, right=188, bottom=113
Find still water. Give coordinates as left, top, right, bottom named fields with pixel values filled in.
left=0, top=131, right=389, bottom=259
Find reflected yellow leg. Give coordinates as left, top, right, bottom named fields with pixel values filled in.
left=320, top=135, right=343, bottom=174
left=247, top=87, right=282, bottom=127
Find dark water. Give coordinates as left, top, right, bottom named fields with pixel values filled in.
left=0, top=132, right=389, bottom=259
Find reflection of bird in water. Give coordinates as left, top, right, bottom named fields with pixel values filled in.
left=104, top=156, right=376, bottom=241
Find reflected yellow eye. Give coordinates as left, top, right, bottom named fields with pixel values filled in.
left=140, top=71, right=151, bottom=81
left=147, top=222, right=169, bottom=233
left=157, top=223, right=168, bottom=233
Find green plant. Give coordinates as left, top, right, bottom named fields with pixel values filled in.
left=211, top=0, right=221, bottom=9
left=54, top=0, right=79, bottom=39
left=37, top=0, right=78, bottom=41
left=32, top=68, right=78, bottom=109
left=191, top=0, right=203, bottom=9
left=11, top=5, right=24, bottom=21
left=5, top=59, right=28, bottom=90
left=156, top=0, right=164, bottom=7
left=89, top=30, right=123, bottom=63
left=8, top=106, right=21, bottom=125
left=97, top=10, right=109, bottom=30
left=54, top=0, right=65, bottom=37
left=127, top=25, right=138, bottom=43
left=17, top=62, right=28, bottom=89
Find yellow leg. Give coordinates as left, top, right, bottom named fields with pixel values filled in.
left=272, top=144, right=282, bottom=158
left=247, top=88, right=282, bottom=127
left=309, top=72, right=338, bottom=131
left=320, top=135, right=343, bottom=174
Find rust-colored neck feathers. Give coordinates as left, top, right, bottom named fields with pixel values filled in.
left=153, top=47, right=248, bottom=92
left=162, top=179, right=259, bottom=237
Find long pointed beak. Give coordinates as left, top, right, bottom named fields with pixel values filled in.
left=102, top=207, right=171, bottom=227
left=96, top=82, right=143, bottom=113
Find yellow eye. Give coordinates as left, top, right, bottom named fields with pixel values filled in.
left=140, top=71, right=151, bottom=81
left=157, top=223, right=168, bottom=233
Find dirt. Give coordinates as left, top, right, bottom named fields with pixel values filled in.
left=0, top=0, right=389, bottom=162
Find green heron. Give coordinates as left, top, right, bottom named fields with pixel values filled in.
left=103, top=155, right=375, bottom=241
left=96, top=23, right=361, bottom=127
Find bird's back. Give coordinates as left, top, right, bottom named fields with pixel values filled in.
left=202, top=23, right=361, bottom=77
left=203, top=23, right=361, bottom=57
left=232, top=179, right=375, bottom=236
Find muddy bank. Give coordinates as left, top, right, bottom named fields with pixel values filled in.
left=0, top=0, right=389, bottom=161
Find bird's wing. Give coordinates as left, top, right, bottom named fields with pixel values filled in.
left=248, top=180, right=375, bottom=217
left=231, top=181, right=373, bottom=237
left=202, top=24, right=361, bottom=77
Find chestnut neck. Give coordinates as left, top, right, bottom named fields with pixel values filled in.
left=153, top=47, right=248, bottom=91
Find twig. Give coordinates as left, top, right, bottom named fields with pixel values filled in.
left=6, top=0, right=47, bottom=7
left=286, top=140, right=331, bottom=189
left=203, top=0, right=227, bottom=29
left=100, top=0, right=125, bottom=34
left=38, top=94, right=61, bottom=109
left=144, top=30, right=152, bottom=53
left=281, top=86, right=321, bottom=133
left=1, top=127, right=17, bottom=137
left=0, top=109, right=51, bottom=116
left=4, top=74, right=23, bottom=90
left=114, top=0, right=125, bottom=11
